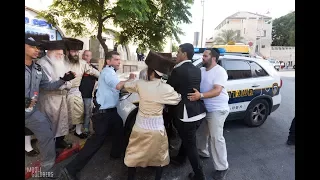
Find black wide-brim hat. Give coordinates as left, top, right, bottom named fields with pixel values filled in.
left=41, top=40, right=66, bottom=50
left=25, top=33, right=50, bottom=47
left=63, top=38, right=84, bottom=50
left=145, top=51, right=175, bottom=75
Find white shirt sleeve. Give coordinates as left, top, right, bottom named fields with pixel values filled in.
left=213, top=67, right=228, bottom=88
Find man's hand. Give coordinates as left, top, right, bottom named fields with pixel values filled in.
left=25, top=98, right=37, bottom=108
left=188, top=88, right=201, bottom=101
left=61, top=71, right=76, bottom=81
left=129, top=73, right=137, bottom=80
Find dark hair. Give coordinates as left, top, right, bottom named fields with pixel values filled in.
left=147, top=68, right=162, bottom=80
left=103, top=51, right=120, bottom=67
left=179, top=43, right=194, bottom=60
left=206, top=48, right=220, bottom=61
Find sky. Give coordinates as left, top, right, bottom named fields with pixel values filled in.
left=26, top=0, right=295, bottom=47
left=178, top=0, right=295, bottom=46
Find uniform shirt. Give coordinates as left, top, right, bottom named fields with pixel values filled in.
left=25, top=61, right=65, bottom=116
left=96, top=66, right=120, bottom=109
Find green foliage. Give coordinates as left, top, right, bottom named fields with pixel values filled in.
left=172, top=43, right=179, bottom=52
left=37, top=0, right=193, bottom=53
left=272, top=11, right=295, bottom=46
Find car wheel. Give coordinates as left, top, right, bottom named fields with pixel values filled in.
left=124, top=108, right=138, bottom=149
left=244, top=99, right=270, bottom=127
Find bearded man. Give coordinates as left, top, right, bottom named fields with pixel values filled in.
left=64, top=38, right=100, bottom=139
left=37, top=40, right=73, bottom=150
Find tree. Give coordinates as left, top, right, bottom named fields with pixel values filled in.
left=271, top=11, right=295, bottom=46
left=37, top=0, right=193, bottom=54
left=172, top=43, right=179, bottom=52
left=213, top=29, right=244, bottom=45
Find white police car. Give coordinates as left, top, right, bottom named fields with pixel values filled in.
left=192, top=48, right=282, bottom=127
left=116, top=48, right=282, bottom=132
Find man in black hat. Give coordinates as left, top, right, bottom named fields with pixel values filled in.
left=25, top=36, right=76, bottom=176
left=37, top=40, right=73, bottom=151
left=63, top=38, right=100, bottom=139
left=24, top=33, right=50, bottom=157
left=167, top=43, right=207, bottom=180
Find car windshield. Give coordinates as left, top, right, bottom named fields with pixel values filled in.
left=269, top=60, right=275, bottom=63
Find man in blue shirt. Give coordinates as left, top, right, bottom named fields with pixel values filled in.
left=61, top=51, right=136, bottom=179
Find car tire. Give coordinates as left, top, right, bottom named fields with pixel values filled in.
left=123, top=107, right=138, bottom=149
left=244, top=99, right=270, bottom=127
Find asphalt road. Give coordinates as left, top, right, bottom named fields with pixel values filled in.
left=47, top=70, right=295, bottom=180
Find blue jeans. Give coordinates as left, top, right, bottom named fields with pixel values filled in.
left=83, top=98, right=93, bottom=130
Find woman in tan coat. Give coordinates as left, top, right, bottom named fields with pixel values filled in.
left=124, top=51, right=181, bottom=180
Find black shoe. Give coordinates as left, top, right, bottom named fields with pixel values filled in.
left=213, top=169, right=229, bottom=180
left=25, top=149, right=39, bottom=157
left=60, top=167, right=79, bottom=180
left=74, top=132, right=88, bottom=139
left=170, top=156, right=186, bottom=166
left=83, top=131, right=91, bottom=138
left=287, top=139, right=295, bottom=145
left=69, top=125, right=76, bottom=132
left=56, top=139, right=73, bottom=149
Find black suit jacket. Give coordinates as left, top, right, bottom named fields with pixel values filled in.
left=167, top=61, right=207, bottom=120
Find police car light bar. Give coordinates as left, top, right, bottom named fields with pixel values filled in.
left=194, top=48, right=226, bottom=54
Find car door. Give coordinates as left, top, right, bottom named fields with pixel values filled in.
left=221, top=59, right=264, bottom=113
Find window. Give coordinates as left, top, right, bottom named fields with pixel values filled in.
left=262, top=45, right=265, bottom=48
left=249, top=62, right=269, bottom=77
left=263, top=30, right=266, bottom=37
left=244, top=28, right=246, bottom=34
left=223, top=60, right=252, bottom=80
left=236, top=30, right=241, bottom=36
left=196, top=62, right=203, bottom=68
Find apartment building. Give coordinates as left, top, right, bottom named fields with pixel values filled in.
left=210, top=11, right=272, bottom=57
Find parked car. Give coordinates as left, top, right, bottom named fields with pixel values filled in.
left=268, top=59, right=281, bottom=71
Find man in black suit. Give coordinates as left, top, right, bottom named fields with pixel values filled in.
left=167, top=43, right=207, bottom=180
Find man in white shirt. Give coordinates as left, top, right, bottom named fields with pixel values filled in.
left=188, top=48, right=230, bottom=180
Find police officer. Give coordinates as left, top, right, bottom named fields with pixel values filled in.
left=61, top=51, right=136, bottom=180
left=25, top=36, right=76, bottom=175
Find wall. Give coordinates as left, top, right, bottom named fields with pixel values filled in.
left=270, top=46, right=295, bottom=66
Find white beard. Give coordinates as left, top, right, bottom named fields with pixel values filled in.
left=49, top=55, right=68, bottom=80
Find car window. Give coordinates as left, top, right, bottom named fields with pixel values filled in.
left=223, top=60, right=252, bottom=80
left=249, top=61, right=269, bottom=77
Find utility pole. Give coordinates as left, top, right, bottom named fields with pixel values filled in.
left=201, top=0, right=205, bottom=48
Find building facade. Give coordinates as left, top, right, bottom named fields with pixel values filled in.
left=270, top=46, right=295, bottom=67
left=209, top=11, right=272, bottom=57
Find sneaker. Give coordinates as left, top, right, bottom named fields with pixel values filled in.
left=213, top=168, right=229, bottom=180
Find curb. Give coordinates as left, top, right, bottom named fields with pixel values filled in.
left=25, top=140, right=86, bottom=179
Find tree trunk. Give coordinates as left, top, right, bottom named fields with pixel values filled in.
left=97, top=0, right=108, bottom=57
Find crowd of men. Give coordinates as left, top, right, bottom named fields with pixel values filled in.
left=25, top=33, right=232, bottom=180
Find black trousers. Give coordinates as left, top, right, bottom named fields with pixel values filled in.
left=288, top=117, right=295, bottom=141
left=66, top=108, right=124, bottom=175
left=174, top=118, right=205, bottom=180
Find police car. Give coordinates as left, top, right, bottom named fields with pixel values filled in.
left=116, top=48, right=282, bottom=135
